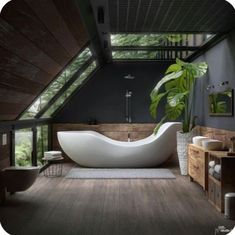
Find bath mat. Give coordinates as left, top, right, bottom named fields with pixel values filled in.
left=65, top=168, right=175, bottom=179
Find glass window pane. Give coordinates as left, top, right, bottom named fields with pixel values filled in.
left=111, top=34, right=215, bottom=47
left=20, top=48, right=92, bottom=120
left=42, top=61, right=97, bottom=118
left=15, top=128, right=32, bottom=167
left=112, top=51, right=157, bottom=59
left=37, top=125, right=48, bottom=167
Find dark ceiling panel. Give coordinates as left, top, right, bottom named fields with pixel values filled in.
left=0, top=0, right=89, bottom=121
left=0, top=103, right=28, bottom=115
left=0, top=88, right=34, bottom=104
left=1, top=0, right=71, bottom=67
left=108, top=0, right=235, bottom=32
left=0, top=17, right=62, bottom=75
left=0, top=71, right=44, bottom=95
left=53, top=0, right=88, bottom=47
left=0, top=47, right=52, bottom=85
left=25, top=0, right=81, bottom=57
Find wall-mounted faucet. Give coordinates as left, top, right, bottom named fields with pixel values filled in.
left=125, top=90, right=132, bottom=123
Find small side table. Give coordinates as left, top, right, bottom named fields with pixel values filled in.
left=42, top=157, right=64, bottom=177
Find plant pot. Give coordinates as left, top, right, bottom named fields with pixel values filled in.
left=177, top=129, right=197, bottom=175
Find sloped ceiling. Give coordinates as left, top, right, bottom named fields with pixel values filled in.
left=108, top=0, right=235, bottom=33
left=0, top=0, right=88, bottom=121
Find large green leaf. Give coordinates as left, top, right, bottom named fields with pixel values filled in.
left=150, top=91, right=168, bottom=119
left=166, top=103, right=184, bottom=120
left=150, top=70, right=183, bottom=98
left=167, top=91, right=188, bottom=107
left=165, top=64, right=182, bottom=74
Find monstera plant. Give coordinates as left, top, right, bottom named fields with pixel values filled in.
left=150, top=58, right=208, bottom=175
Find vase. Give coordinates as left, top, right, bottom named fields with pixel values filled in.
left=177, top=129, right=198, bottom=175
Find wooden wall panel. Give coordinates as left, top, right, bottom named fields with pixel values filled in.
left=25, top=0, right=81, bottom=57
left=0, top=132, right=10, bottom=203
left=2, top=0, right=71, bottom=67
left=199, top=126, right=235, bottom=149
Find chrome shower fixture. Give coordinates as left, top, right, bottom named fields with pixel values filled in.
left=124, top=74, right=135, bottom=80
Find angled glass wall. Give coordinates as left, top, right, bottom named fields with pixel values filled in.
left=20, top=48, right=92, bottom=120
left=110, top=34, right=215, bottom=60
left=42, top=60, right=97, bottom=118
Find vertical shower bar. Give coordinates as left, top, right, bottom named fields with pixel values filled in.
left=126, top=90, right=129, bottom=122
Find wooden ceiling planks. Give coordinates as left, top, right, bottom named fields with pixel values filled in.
left=0, top=17, right=62, bottom=75
left=25, top=0, right=81, bottom=57
left=53, top=0, right=88, bottom=47
left=0, top=47, right=52, bottom=86
left=0, top=0, right=89, bottom=121
left=1, top=0, right=71, bottom=67
left=0, top=71, right=44, bottom=95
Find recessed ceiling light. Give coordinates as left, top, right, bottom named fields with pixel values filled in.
left=0, top=0, right=11, bottom=13
left=225, top=0, right=235, bottom=9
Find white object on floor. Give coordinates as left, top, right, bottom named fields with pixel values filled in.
left=209, top=161, right=216, bottom=168
left=192, top=136, right=211, bottom=146
left=214, top=164, right=221, bottom=174
left=58, top=122, right=181, bottom=168
left=201, top=139, right=223, bottom=151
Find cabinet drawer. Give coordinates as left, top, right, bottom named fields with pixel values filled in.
left=208, top=179, right=215, bottom=203
left=215, top=184, right=221, bottom=210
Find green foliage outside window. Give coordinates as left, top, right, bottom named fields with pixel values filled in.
left=15, top=129, right=32, bottom=167
left=37, top=125, right=48, bottom=166
left=43, top=61, right=97, bottom=118
left=20, top=48, right=92, bottom=119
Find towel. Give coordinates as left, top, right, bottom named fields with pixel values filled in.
left=214, top=164, right=221, bottom=174
left=209, top=167, right=214, bottom=176
left=44, top=151, right=62, bottom=156
left=208, top=161, right=215, bottom=168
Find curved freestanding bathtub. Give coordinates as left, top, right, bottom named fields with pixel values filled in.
left=57, top=122, right=181, bottom=168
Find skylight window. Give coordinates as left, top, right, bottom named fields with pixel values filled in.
left=20, top=48, right=92, bottom=120
left=42, top=61, right=97, bottom=118
left=111, top=34, right=215, bottom=61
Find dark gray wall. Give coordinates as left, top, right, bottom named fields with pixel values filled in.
left=193, top=30, right=235, bottom=131
left=54, top=62, right=171, bottom=123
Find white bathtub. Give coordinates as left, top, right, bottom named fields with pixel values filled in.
left=57, top=122, right=181, bottom=168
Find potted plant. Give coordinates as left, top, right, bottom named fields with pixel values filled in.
left=150, top=58, right=208, bottom=175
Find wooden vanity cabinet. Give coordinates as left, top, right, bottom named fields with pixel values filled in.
left=188, top=144, right=208, bottom=190
left=207, top=152, right=235, bottom=212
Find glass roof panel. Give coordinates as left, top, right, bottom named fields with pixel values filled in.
left=112, top=50, right=193, bottom=60
left=111, top=34, right=215, bottom=47
left=42, top=61, right=97, bottom=118
left=20, top=48, right=92, bottom=120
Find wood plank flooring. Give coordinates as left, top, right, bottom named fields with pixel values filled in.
left=0, top=163, right=234, bottom=235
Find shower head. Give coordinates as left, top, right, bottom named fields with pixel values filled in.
left=124, top=74, right=135, bottom=80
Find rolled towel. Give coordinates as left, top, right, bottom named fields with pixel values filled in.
left=213, top=172, right=221, bottom=181
left=209, top=167, right=215, bottom=176
left=214, top=164, right=221, bottom=174
left=208, top=161, right=215, bottom=168
left=44, top=151, right=62, bottom=156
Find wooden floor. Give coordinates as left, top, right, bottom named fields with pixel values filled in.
left=0, top=163, right=234, bottom=235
